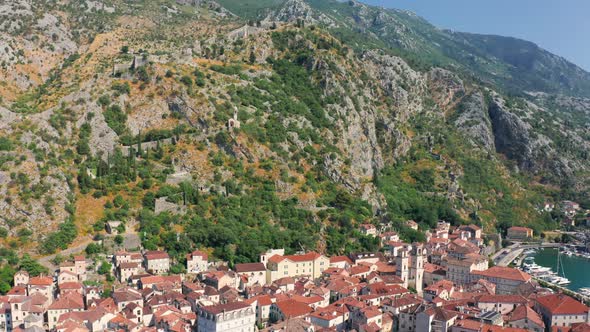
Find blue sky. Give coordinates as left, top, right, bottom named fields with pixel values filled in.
left=360, top=0, right=590, bottom=71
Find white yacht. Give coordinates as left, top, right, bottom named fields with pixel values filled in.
left=548, top=276, right=571, bottom=285
left=524, top=263, right=552, bottom=274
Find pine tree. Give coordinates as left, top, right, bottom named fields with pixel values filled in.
left=249, top=49, right=256, bottom=64
left=137, top=130, right=142, bottom=157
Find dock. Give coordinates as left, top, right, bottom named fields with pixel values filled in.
left=491, top=242, right=560, bottom=267
left=533, top=277, right=590, bottom=306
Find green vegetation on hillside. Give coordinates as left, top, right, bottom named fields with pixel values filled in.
left=216, top=0, right=286, bottom=19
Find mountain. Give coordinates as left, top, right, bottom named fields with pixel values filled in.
left=0, top=0, right=588, bottom=265
left=218, top=0, right=590, bottom=98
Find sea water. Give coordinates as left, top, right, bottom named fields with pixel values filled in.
left=532, top=248, right=590, bottom=291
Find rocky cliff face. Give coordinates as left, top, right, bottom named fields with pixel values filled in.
left=488, top=97, right=540, bottom=171
left=0, top=1, right=79, bottom=93
left=454, top=92, right=495, bottom=151
left=486, top=95, right=585, bottom=183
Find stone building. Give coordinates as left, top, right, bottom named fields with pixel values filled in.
left=395, top=243, right=425, bottom=295
left=197, top=302, right=255, bottom=332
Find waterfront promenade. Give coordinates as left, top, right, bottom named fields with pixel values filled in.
left=491, top=242, right=560, bottom=267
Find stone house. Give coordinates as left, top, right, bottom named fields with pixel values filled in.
left=507, top=226, right=533, bottom=240
left=186, top=251, right=208, bottom=274
left=234, top=263, right=266, bottom=288
left=534, top=294, right=590, bottom=330
left=13, top=271, right=29, bottom=286
left=197, top=302, right=255, bottom=332
left=47, top=294, right=85, bottom=329
left=143, top=251, right=170, bottom=275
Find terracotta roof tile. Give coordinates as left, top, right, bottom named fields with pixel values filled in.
left=570, top=323, right=590, bottom=332
left=477, top=294, right=528, bottom=304
left=244, top=294, right=272, bottom=306
left=330, top=255, right=353, bottom=264
left=48, top=294, right=84, bottom=310
left=350, top=265, right=371, bottom=275
left=187, top=250, right=208, bottom=260
left=536, top=293, right=589, bottom=315
left=29, top=276, right=53, bottom=286
left=275, top=299, right=313, bottom=318
left=471, top=266, right=531, bottom=282
left=507, top=305, right=544, bottom=328
left=144, top=251, right=169, bottom=260
left=285, top=252, right=322, bottom=262
left=200, top=301, right=250, bottom=315
left=234, top=262, right=266, bottom=273
left=59, top=282, right=83, bottom=289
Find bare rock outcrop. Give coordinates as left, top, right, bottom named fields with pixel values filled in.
left=454, top=91, right=495, bottom=151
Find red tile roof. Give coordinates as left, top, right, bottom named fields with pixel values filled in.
left=536, top=294, right=589, bottom=315
left=59, top=282, right=83, bottom=290
left=424, top=307, right=458, bottom=321
left=267, top=255, right=284, bottom=264
left=448, top=238, right=480, bottom=254
left=289, top=294, right=324, bottom=305
left=274, top=276, right=295, bottom=286
left=429, top=237, right=449, bottom=244
left=140, top=275, right=181, bottom=286
left=7, top=286, right=27, bottom=295
left=330, top=255, right=353, bottom=264
left=119, top=262, right=140, bottom=269
left=244, top=294, right=272, bottom=306
left=361, top=306, right=382, bottom=319
left=366, top=282, right=409, bottom=296
left=275, top=299, right=313, bottom=318
left=454, top=319, right=528, bottom=331
left=323, top=267, right=348, bottom=276
left=477, top=294, right=528, bottom=304
left=472, top=266, right=531, bottom=282
left=425, top=280, right=454, bottom=294
left=187, top=250, right=208, bottom=260
left=49, top=294, right=84, bottom=310
left=507, top=305, right=544, bottom=328
left=375, top=261, right=396, bottom=273
left=268, top=252, right=323, bottom=264
left=309, top=308, right=345, bottom=320
left=29, top=276, right=53, bottom=286
left=286, top=252, right=322, bottom=262
left=424, top=263, right=445, bottom=273
left=200, top=301, right=250, bottom=315
left=112, top=289, right=142, bottom=303
left=234, top=262, right=266, bottom=273
left=144, top=251, right=169, bottom=260
left=350, top=265, right=371, bottom=276
left=569, top=323, right=590, bottom=332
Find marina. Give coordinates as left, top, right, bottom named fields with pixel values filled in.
left=520, top=247, right=590, bottom=292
